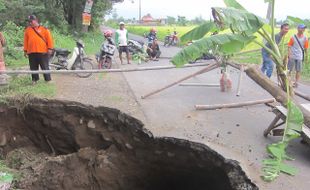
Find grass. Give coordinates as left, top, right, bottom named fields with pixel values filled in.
left=0, top=76, right=56, bottom=98
left=7, top=30, right=104, bottom=68
left=2, top=30, right=103, bottom=98
left=0, top=160, right=14, bottom=184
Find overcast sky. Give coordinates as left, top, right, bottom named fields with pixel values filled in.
left=110, top=0, right=309, bottom=20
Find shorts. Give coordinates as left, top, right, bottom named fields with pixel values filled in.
left=118, top=46, right=129, bottom=54
left=288, top=59, right=302, bottom=72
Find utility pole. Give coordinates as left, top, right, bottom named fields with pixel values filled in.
left=139, top=0, right=141, bottom=22
left=266, top=2, right=272, bottom=22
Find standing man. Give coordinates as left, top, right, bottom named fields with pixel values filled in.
left=261, top=23, right=290, bottom=78
left=115, top=22, right=130, bottom=64
left=288, top=24, right=309, bottom=88
left=24, top=15, right=54, bottom=85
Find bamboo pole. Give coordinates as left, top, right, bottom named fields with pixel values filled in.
left=195, top=98, right=276, bottom=110
left=236, top=65, right=244, bottom=97
left=179, top=83, right=220, bottom=87
left=295, top=90, right=310, bottom=101
left=245, top=66, right=310, bottom=128
left=0, top=62, right=211, bottom=75
left=141, top=63, right=219, bottom=99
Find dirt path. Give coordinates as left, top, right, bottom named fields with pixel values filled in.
left=53, top=32, right=310, bottom=190
left=54, top=63, right=146, bottom=123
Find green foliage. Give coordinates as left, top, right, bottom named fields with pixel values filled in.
left=167, top=16, right=176, bottom=25
left=0, top=76, right=56, bottom=98
left=180, top=22, right=216, bottom=43
left=262, top=101, right=303, bottom=181
left=212, top=7, right=265, bottom=35
left=1, top=22, right=26, bottom=67
left=0, top=0, right=115, bottom=32
left=223, top=0, right=246, bottom=10
left=0, top=160, right=14, bottom=184
left=171, top=34, right=255, bottom=67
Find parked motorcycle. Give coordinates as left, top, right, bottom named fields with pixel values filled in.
left=128, top=39, right=145, bottom=54
left=164, top=31, right=179, bottom=47
left=96, top=34, right=116, bottom=69
left=49, top=39, right=93, bottom=78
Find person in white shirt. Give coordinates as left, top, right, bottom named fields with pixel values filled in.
left=115, top=22, right=130, bottom=64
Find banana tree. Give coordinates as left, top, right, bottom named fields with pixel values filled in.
left=171, top=0, right=305, bottom=182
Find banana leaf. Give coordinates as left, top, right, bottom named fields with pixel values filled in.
left=180, top=22, right=216, bottom=43
left=171, top=33, right=255, bottom=67
left=212, top=7, right=265, bottom=35
left=223, top=0, right=246, bottom=10
left=287, top=16, right=310, bottom=28
left=262, top=100, right=303, bottom=182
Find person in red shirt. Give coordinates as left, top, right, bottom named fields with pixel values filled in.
left=287, top=24, right=309, bottom=87
left=24, top=15, right=54, bottom=84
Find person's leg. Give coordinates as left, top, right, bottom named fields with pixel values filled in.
left=265, top=59, right=274, bottom=78
left=156, top=50, right=161, bottom=58
left=118, top=47, right=123, bottom=64
left=295, top=60, right=302, bottom=87
left=125, top=46, right=130, bottom=64
left=28, top=53, right=40, bottom=82
left=261, top=51, right=268, bottom=75
left=38, top=54, right=51, bottom=82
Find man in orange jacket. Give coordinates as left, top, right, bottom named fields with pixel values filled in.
left=24, top=15, right=54, bottom=84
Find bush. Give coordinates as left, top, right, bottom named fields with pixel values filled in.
left=1, top=21, right=25, bottom=67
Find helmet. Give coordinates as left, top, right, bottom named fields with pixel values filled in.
left=119, top=21, right=125, bottom=26
left=150, top=27, right=156, bottom=32
left=104, top=30, right=113, bottom=37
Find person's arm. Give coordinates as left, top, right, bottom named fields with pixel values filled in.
left=0, top=32, right=6, bottom=47
left=115, top=31, right=119, bottom=47
left=126, top=30, right=128, bottom=44
left=287, top=37, right=294, bottom=59
left=45, top=29, right=54, bottom=50
left=304, top=38, right=309, bottom=64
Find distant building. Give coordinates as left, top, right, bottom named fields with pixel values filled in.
left=141, top=13, right=166, bottom=25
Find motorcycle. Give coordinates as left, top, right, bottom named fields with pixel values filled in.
left=49, top=39, right=94, bottom=78
left=164, top=31, right=179, bottom=47
left=128, top=39, right=145, bottom=54
left=96, top=38, right=116, bottom=69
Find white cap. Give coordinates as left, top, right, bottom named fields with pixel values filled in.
left=119, top=21, right=125, bottom=25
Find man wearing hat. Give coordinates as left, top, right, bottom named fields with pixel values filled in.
left=115, top=22, right=130, bottom=64
left=288, top=24, right=309, bottom=87
left=24, top=15, right=54, bottom=84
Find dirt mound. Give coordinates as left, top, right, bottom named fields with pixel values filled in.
left=0, top=97, right=258, bottom=190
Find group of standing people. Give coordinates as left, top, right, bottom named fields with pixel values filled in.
left=261, top=23, right=308, bottom=88
left=114, top=22, right=161, bottom=64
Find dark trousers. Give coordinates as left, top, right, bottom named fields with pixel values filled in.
left=28, top=53, right=51, bottom=82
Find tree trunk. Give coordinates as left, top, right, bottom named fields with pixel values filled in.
left=245, top=66, right=310, bottom=128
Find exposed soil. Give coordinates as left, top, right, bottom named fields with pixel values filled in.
left=0, top=97, right=257, bottom=190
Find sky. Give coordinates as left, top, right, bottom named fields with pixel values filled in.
left=109, top=0, right=309, bottom=21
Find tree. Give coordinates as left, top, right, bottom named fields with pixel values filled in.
left=171, top=0, right=305, bottom=182
left=0, top=0, right=121, bottom=31
left=191, top=15, right=205, bottom=25
left=167, top=16, right=176, bottom=25
left=177, top=16, right=187, bottom=26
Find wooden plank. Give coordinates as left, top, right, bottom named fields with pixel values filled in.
left=0, top=62, right=212, bottom=75
left=179, top=83, right=220, bottom=87
left=141, top=63, right=219, bottom=99
left=295, top=90, right=310, bottom=101
left=195, top=98, right=275, bottom=110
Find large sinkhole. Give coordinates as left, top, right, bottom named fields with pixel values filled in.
left=0, top=97, right=258, bottom=190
